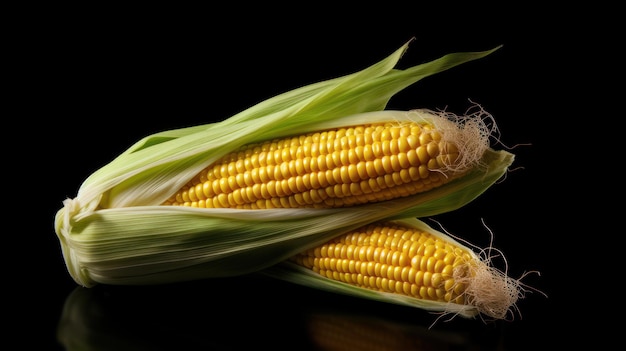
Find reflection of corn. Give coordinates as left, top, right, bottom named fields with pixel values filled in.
left=307, top=312, right=466, bottom=351
left=164, top=121, right=466, bottom=209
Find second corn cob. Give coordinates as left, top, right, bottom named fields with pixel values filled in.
left=265, top=218, right=526, bottom=320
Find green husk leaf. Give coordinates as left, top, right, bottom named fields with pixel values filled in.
left=55, top=41, right=508, bottom=288
left=74, top=41, right=501, bottom=210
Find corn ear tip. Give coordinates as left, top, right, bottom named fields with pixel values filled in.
left=411, top=102, right=498, bottom=175
left=447, top=248, right=546, bottom=322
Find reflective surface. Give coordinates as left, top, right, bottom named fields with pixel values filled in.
left=51, top=274, right=557, bottom=351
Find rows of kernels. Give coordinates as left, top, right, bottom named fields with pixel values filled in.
left=291, top=223, right=472, bottom=303
left=163, top=122, right=463, bottom=208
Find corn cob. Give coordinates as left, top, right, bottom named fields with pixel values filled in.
left=54, top=41, right=513, bottom=288
left=163, top=116, right=482, bottom=209
left=265, top=218, right=524, bottom=320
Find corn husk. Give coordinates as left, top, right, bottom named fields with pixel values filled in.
left=55, top=41, right=513, bottom=287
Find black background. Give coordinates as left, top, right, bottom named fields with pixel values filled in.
left=14, top=5, right=589, bottom=350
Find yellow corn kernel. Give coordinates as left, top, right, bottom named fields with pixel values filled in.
left=163, top=122, right=465, bottom=209
left=289, top=221, right=474, bottom=304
